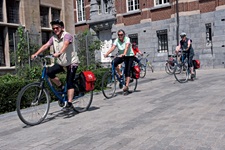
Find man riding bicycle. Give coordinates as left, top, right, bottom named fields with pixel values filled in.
left=31, top=19, right=80, bottom=110
left=175, top=32, right=195, bottom=79
left=132, top=42, right=143, bottom=64
left=104, top=29, right=135, bottom=95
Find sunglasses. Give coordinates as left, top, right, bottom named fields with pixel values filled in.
left=118, top=34, right=124, bottom=37
left=52, top=27, right=60, bottom=30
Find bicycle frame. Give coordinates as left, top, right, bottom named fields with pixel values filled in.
left=110, top=59, right=125, bottom=86
left=39, top=56, right=68, bottom=104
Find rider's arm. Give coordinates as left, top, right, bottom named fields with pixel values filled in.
left=31, top=41, right=51, bottom=59
left=122, top=43, right=130, bottom=56
left=105, top=45, right=116, bottom=57
left=185, top=40, right=191, bottom=51
left=53, top=34, right=73, bottom=57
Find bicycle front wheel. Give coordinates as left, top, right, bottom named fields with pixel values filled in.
left=101, top=71, right=116, bottom=99
left=16, top=82, right=50, bottom=126
left=72, top=90, right=93, bottom=113
left=139, top=64, right=146, bottom=78
left=165, top=62, right=175, bottom=75
left=174, top=64, right=188, bottom=83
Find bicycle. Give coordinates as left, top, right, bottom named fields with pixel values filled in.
left=138, top=52, right=154, bottom=78
left=165, top=54, right=177, bottom=75
left=173, top=50, right=196, bottom=83
left=16, top=55, right=93, bottom=126
left=101, top=56, right=138, bottom=99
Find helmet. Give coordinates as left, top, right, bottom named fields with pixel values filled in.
left=180, top=32, right=186, bottom=37
left=50, top=19, right=64, bottom=27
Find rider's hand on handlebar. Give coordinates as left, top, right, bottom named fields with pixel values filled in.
left=31, top=54, right=37, bottom=60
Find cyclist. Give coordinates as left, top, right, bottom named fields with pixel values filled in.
left=175, top=32, right=195, bottom=79
left=31, top=19, right=80, bottom=110
left=104, top=29, right=135, bottom=94
left=132, top=42, right=143, bottom=64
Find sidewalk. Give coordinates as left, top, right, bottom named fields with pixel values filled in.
left=1, top=69, right=225, bottom=150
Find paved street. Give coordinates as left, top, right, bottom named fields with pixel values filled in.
left=1, top=68, right=225, bottom=150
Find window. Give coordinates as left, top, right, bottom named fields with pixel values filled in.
left=97, top=0, right=108, bottom=14
left=129, top=34, right=138, bottom=45
left=205, top=23, right=212, bottom=46
left=8, top=28, right=17, bottom=66
left=51, top=8, right=61, bottom=21
left=0, top=26, right=5, bottom=66
left=155, top=0, right=169, bottom=6
left=41, top=31, right=52, bottom=45
left=0, top=0, right=3, bottom=22
left=6, top=0, right=20, bottom=24
left=157, top=29, right=168, bottom=53
left=40, top=6, right=49, bottom=27
left=127, top=0, right=139, bottom=12
left=77, top=0, right=86, bottom=22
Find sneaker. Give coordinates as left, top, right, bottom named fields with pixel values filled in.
left=61, top=102, right=74, bottom=112
left=191, top=74, right=195, bottom=80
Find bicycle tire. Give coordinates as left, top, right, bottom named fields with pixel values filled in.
left=16, top=82, right=50, bottom=126
left=165, top=62, right=174, bottom=75
left=101, top=71, right=116, bottom=99
left=147, top=62, right=154, bottom=73
left=129, top=77, right=138, bottom=92
left=174, top=64, right=188, bottom=83
left=139, top=64, right=146, bottom=78
left=72, top=89, right=93, bottom=113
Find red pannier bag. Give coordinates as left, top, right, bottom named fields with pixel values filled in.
left=192, top=60, right=200, bottom=69
left=79, top=71, right=96, bottom=92
left=131, top=65, right=141, bottom=79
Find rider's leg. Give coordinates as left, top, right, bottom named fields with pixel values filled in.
left=124, top=56, right=134, bottom=90
left=114, top=57, right=124, bottom=77
left=47, top=64, right=64, bottom=87
left=188, top=53, right=194, bottom=74
left=66, top=65, right=78, bottom=103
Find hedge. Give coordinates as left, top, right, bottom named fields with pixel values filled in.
left=0, top=68, right=109, bottom=114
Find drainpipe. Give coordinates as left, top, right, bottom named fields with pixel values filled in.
left=176, top=0, right=179, bottom=46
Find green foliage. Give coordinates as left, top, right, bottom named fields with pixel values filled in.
left=76, top=30, right=102, bottom=70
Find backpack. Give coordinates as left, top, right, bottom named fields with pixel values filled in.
left=78, top=71, right=96, bottom=92
left=131, top=65, right=141, bottom=79
left=192, top=60, right=200, bottom=69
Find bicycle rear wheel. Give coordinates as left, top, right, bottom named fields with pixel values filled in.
left=139, top=64, right=146, bottom=78
left=16, top=82, right=50, bottom=126
left=174, top=64, right=188, bottom=83
left=72, top=89, right=93, bottom=113
left=101, top=71, right=116, bottom=99
left=129, top=77, right=138, bottom=92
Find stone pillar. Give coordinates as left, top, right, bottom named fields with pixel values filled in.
left=63, top=0, right=75, bottom=35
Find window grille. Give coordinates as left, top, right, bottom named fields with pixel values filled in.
left=0, top=0, right=3, bottom=22
left=51, top=8, right=61, bottom=21
left=6, top=0, right=20, bottom=24
left=77, top=0, right=86, bottom=22
left=40, top=6, right=49, bottom=27
left=157, top=29, right=168, bottom=53
left=155, top=0, right=169, bottom=6
left=0, top=26, right=5, bottom=66
left=127, top=0, right=139, bottom=12
left=129, top=34, right=138, bottom=45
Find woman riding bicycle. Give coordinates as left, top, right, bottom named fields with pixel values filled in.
left=175, top=32, right=195, bottom=79
left=104, top=29, right=135, bottom=94
left=31, top=19, right=80, bottom=110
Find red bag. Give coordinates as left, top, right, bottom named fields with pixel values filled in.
left=193, top=60, right=200, bottom=69
left=131, top=65, right=141, bottom=79
left=79, top=71, right=96, bottom=92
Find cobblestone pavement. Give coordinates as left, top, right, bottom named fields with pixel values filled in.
left=1, top=69, right=225, bottom=150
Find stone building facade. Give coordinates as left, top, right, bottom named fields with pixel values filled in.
left=74, top=0, right=225, bottom=69
left=0, top=0, right=74, bottom=73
